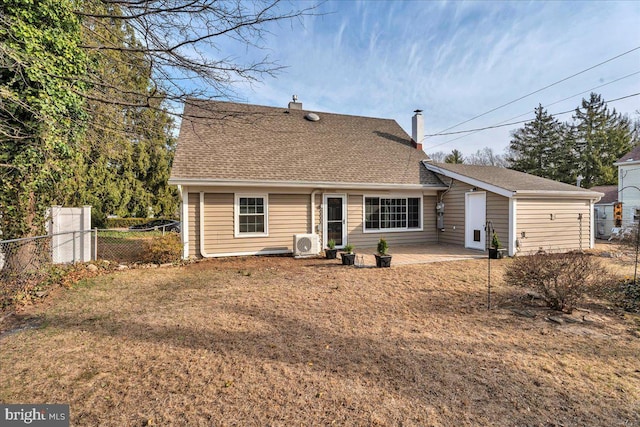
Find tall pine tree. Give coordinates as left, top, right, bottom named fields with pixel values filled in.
left=572, top=93, right=635, bottom=187
left=507, top=104, right=569, bottom=182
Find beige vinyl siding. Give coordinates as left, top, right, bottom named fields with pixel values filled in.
left=345, top=194, right=438, bottom=248
left=188, top=191, right=311, bottom=257
left=438, top=180, right=472, bottom=246
left=186, top=187, right=440, bottom=257
left=516, top=199, right=591, bottom=254
left=487, top=192, right=509, bottom=248
left=438, top=179, right=510, bottom=248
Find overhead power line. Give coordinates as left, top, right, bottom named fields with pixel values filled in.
left=428, top=70, right=640, bottom=147
left=424, top=92, right=640, bottom=140
left=430, top=45, right=640, bottom=136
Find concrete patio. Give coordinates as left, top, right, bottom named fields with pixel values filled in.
left=330, top=243, right=487, bottom=267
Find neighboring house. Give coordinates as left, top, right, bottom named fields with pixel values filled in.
left=614, top=145, right=640, bottom=227
left=169, top=98, right=603, bottom=259
left=590, top=185, right=618, bottom=239
left=423, top=163, right=603, bottom=256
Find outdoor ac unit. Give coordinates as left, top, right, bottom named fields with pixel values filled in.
left=293, top=233, right=319, bottom=257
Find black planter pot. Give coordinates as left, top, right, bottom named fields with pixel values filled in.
left=325, top=249, right=338, bottom=259
left=489, top=248, right=506, bottom=259
left=375, top=254, right=392, bottom=268
left=341, top=253, right=356, bottom=265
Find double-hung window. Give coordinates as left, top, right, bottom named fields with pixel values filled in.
left=235, top=194, right=268, bottom=236
left=364, top=196, right=422, bottom=232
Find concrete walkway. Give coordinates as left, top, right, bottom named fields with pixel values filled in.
left=334, top=243, right=487, bottom=267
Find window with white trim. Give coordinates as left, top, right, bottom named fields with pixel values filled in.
left=364, top=196, right=422, bottom=231
left=235, top=194, right=268, bottom=236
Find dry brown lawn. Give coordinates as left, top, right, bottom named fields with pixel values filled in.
left=1, top=254, right=639, bottom=426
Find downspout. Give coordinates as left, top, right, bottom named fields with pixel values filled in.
left=509, top=198, right=517, bottom=257
left=590, top=199, right=596, bottom=249
left=179, top=185, right=189, bottom=259
left=199, top=191, right=214, bottom=258
left=311, top=189, right=320, bottom=234
left=436, top=178, right=454, bottom=244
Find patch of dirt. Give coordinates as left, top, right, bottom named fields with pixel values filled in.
left=0, top=255, right=639, bottom=426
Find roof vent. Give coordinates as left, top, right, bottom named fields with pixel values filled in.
left=304, top=112, right=320, bottom=122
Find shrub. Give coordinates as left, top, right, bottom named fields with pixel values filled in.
left=142, top=234, right=182, bottom=264
left=377, top=238, right=388, bottom=255
left=343, top=243, right=354, bottom=254
left=504, top=252, right=611, bottom=312
left=327, top=239, right=336, bottom=250
left=608, top=278, right=640, bottom=313
left=491, top=232, right=501, bottom=249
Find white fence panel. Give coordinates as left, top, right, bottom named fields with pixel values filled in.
left=48, top=206, right=92, bottom=263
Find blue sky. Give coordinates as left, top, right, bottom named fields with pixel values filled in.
left=220, top=0, right=640, bottom=157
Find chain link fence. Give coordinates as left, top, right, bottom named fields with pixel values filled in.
left=0, top=230, right=95, bottom=310
left=0, top=227, right=181, bottom=309
left=96, top=228, right=177, bottom=263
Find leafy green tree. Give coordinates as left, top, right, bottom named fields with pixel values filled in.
left=507, top=104, right=568, bottom=181
left=445, top=149, right=465, bottom=164
left=572, top=93, right=636, bottom=187
left=0, top=0, right=88, bottom=238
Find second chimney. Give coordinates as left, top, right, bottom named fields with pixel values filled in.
left=411, top=109, right=424, bottom=150
left=288, top=94, right=302, bottom=110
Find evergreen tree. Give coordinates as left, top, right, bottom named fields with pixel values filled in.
left=507, top=104, right=568, bottom=181
left=572, top=93, right=635, bottom=187
left=444, top=149, right=465, bottom=164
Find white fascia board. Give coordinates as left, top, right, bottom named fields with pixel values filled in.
left=168, top=178, right=448, bottom=192
left=423, top=164, right=514, bottom=198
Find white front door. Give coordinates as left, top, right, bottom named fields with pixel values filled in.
left=465, top=192, right=486, bottom=250
left=323, top=194, right=347, bottom=248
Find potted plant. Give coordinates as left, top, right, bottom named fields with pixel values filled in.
left=374, top=237, right=392, bottom=268
left=325, top=239, right=338, bottom=259
left=341, top=243, right=356, bottom=265
left=489, top=232, right=506, bottom=259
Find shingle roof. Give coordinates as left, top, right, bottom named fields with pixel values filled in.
left=170, top=100, right=443, bottom=187
left=590, top=185, right=618, bottom=204
left=615, top=145, right=640, bottom=164
left=425, top=162, right=602, bottom=197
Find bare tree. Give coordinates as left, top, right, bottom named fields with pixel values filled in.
left=77, top=0, right=317, bottom=119
left=466, top=147, right=507, bottom=167
left=427, top=151, right=447, bottom=163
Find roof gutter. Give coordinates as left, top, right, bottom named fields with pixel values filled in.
left=513, top=190, right=603, bottom=201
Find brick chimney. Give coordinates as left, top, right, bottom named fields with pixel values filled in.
left=288, top=94, right=302, bottom=110
left=411, top=109, right=424, bottom=150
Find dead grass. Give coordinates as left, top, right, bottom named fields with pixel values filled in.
left=1, top=254, right=639, bottom=426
